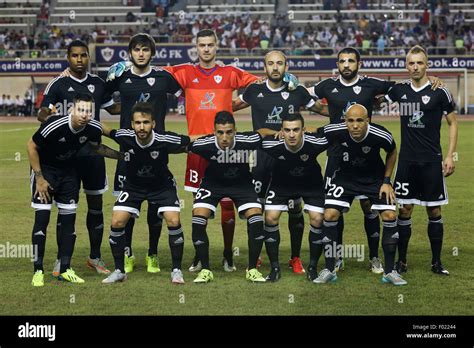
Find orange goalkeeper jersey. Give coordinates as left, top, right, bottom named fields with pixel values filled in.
left=164, top=63, right=258, bottom=135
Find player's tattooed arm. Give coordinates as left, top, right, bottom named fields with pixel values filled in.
left=105, top=103, right=121, bottom=115
left=443, top=111, right=458, bottom=177
left=232, top=96, right=250, bottom=112
left=90, top=143, right=124, bottom=160
left=27, top=138, right=53, bottom=202
left=308, top=100, right=329, bottom=116
left=379, top=148, right=397, bottom=205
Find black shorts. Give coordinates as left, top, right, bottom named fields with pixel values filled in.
left=395, top=160, right=448, bottom=206
left=250, top=149, right=275, bottom=201
left=75, top=154, right=108, bottom=195
left=265, top=182, right=325, bottom=213
left=324, top=176, right=395, bottom=212
left=113, top=180, right=181, bottom=218
left=113, top=159, right=127, bottom=196
left=30, top=164, right=79, bottom=210
left=193, top=179, right=261, bottom=219
left=323, top=156, right=341, bottom=189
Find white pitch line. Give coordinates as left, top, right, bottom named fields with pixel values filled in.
left=0, top=127, right=36, bottom=133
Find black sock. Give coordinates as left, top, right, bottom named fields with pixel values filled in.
left=264, top=223, right=280, bottom=268
left=381, top=219, right=398, bottom=274
left=247, top=214, right=264, bottom=269
left=124, top=218, right=135, bottom=257
left=223, top=248, right=233, bottom=266
left=288, top=210, right=304, bottom=258
left=322, top=219, right=338, bottom=271
left=147, top=205, right=162, bottom=256
left=192, top=215, right=210, bottom=269
left=168, top=224, right=184, bottom=270
left=109, top=226, right=125, bottom=272
left=55, top=214, right=61, bottom=259
left=308, top=224, right=323, bottom=269
left=58, top=210, right=77, bottom=273
left=336, top=214, right=344, bottom=259
left=32, top=209, right=51, bottom=272
left=397, top=216, right=412, bottom=263
left=428, top=216, right=444, bottom=265
left=364, top=211, right=380, bottom=259
left=87, top=209, right=104, bottom=259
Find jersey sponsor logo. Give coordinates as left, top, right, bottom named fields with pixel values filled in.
left=58, top=137, right=66, bottom=142
left=267, top=106, right=283, bottom=124
left=150, top=151, right=159, bottom=159
left=281, top=92, right=289, bottom=100
left=353, top=86, right=361, bottom=94
left=214, top=75, right=222, bottom=84
left=289, top=166, right=305, bottom=176
left=362, top=146, right=371, bottom=154
left=147, top=77, right=155, bottom=86
left=137, top=165, right=154, bottom=178
left=408, top=110, right=425, bottom=128
left=68, top=87, right=75, bottom=92
left=422, top=95, right=430, bottom=104
left=257, top=92, right=264, bottom=98
left=192, top=78, right=199, bottom=83
left=87, top=84, right=95, bottom=93
left=300, top=154, right=309, bottom=161
left=223, top=167, right=240, bottom=178
left=125, top=78, right=132, bottom=84
left=79, top=136, right=88, bottom=143
left=100, top=47, right=114, bottom=62
left=331, top=88, right=338, bottom=93
left=199, top=92, right=216, bottom=110
left=139, top=93, right=151, bottom=102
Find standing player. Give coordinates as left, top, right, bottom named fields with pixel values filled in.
left=105, top=33, right=182, bottom=274
left=307, top=47, right=442, bottom=274
left=261, top=113, right=328, bottom=282
left=385, top=45, right=457, bottom=275
left=101, top=103, right=192, bottom=284
left=39, top=40, right=120, bottom=276
left=233, top=50, right=328, bottom=275
left=164, top=29, right=260, bottom=273
left=188, top=111, right=274, bottom=283
left=314, top=104, right=404, bottom=285
left=29, top=94, right=122, bottom=286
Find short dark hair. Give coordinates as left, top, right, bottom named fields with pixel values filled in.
left=281, top=112, right=305, bottom=127
left=131, top=102, right=154, bottom=120
left=196, top=29, right=218, bottom=43
left=67, top=40, right=89, bottom=56
left=128, top=33, right=156, bottom=56
left=73, top=93, right=94, bottom=104
left=337, top=47, right=361, bottom=63
left=214, top=111, right=235, bottom=126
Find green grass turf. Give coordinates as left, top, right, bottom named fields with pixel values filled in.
left=0, top=117, right=473, bottom=315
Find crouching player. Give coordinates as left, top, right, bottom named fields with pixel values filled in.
left=314, top=104, right=405, bottom=285
left=28, top=93, right=122, bottom=286
left=188, top=111, right=275, bottom=283
left=101, top=102, right=192, bottom=284
left=261, top=113, right=329, bottom=282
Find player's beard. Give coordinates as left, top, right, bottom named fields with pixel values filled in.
left=339, top=68, right=358, bottom=82
left=267, top=73, right=283, bottom=84
left=131, top=56, right=152, bottom=69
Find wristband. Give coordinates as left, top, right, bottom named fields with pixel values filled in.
left=383, top=176, right=392, bottom=185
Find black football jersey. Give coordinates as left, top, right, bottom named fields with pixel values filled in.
left=386, top=81, right=455, bottom=162
left=312, top=75, right=394, bottom=157
left=261, top=133, right=328, bottom=186
left=41, top=73, right=113, bottom=121
left=32, top=115, right=102, bottom=168
left=106, top=66, right=181, bottom=131
left=241, top=81, right=315, bottom=131
left=110, top=129, right=189, bottom=189
left=320, top=122, right=396, bottom=185
left=189, top=132, right=262, bottom=185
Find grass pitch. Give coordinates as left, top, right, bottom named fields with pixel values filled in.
left=0, top=117, right=473, bottom=315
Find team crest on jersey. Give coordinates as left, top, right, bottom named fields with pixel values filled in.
left=422, top=95, right=430, bottom=104
left=147, top=78, right=155, bottom=86
left=353, top=86, right=361, bottom=94
left=214, top=75, right=222, bottom=84
left=362, top=146, right=371, bottom=154
left=150, top=151, right=159, bottom=159
left=79, top=136, right=87, bottom=144
left=281, top=92, right=289, bottom=100
left=87, top=84, right=95, bottom=93
left=300, top=154, right=309, bottom=161
left=100, top=47, right=114, bottom=62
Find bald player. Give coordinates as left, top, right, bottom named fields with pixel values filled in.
left=312, top=104, right=405, bottom=285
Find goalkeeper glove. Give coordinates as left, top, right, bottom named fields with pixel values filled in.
left=106, top=61, right=133, bottom=81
